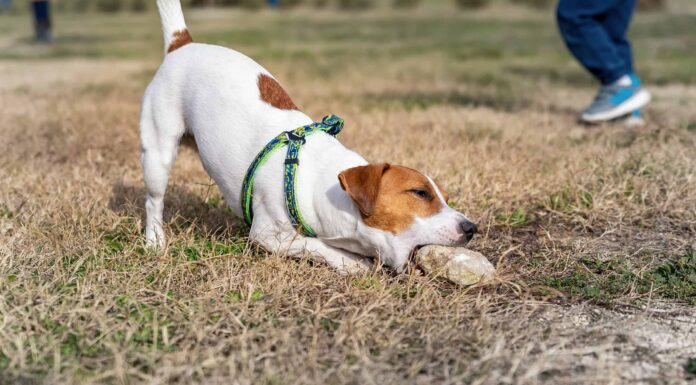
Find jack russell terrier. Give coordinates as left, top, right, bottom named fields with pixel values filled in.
left=142, top=0, right=478, bottom=273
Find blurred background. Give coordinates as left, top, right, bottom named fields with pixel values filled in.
left=0, top=0, right=692, bottom=87
left=1, top=0, right=693, bottom=110
left=1, top=1, right=695, bottom=384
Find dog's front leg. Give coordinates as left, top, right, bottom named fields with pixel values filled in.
left=249, top=220, right=372, bottom=274
left=298, top=237, right=374, bottom=274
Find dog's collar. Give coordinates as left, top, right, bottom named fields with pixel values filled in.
left=241, top=115, right=345, bottom=238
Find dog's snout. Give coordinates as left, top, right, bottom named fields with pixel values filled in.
left=459, top=220, right=478, bottom=240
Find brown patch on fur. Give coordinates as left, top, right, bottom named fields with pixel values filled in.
left=258, top=74, right=299, bottom=110
left=167, top=29, right=193, bottom=53
left=339, top=163, right=390, bottom=217
left=339, top=164, right=444, bottom=234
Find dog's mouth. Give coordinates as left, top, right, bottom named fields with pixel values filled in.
left=409, top=238, right=471, bottom=262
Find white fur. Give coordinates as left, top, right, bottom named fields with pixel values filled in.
left=156, top=0, right=187, bottom=55
left=142, top=1, right=473, bottom=273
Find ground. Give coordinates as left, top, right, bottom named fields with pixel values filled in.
left=0, top=2, right=695, bottom=384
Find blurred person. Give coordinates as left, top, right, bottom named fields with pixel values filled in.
left=31, top=0, right=52, bottom=42
left=0, top=0, right=12, bottom=12
left=557, top=0, right=651, bottom=124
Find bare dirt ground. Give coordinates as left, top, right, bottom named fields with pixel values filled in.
left=1, top=3, right=695, bottom=385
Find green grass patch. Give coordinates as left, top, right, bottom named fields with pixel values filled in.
left=544, top=250, right=696, bottom=304
left=498, top=207, right=531, bottom=227
left=352, top=276, right=382, bottom=290
left=687, top=357, right=696, bottom=375
left=111, top=296, right=177, bottom=352
left=547, top=189, right=594, bottom=213
left=0, top=204, right=13, bottom=219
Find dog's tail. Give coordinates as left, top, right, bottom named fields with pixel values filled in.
left=156, top=0, right=192, bottom=55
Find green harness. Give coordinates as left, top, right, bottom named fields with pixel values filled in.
left=241, top=115, right=344, bottom=238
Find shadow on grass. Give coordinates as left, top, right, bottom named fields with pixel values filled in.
left=364, top=89, right=530, bottom=112
left=506, top=65, right=594, bottom=88
left=109, top=182, right=244, bottom=239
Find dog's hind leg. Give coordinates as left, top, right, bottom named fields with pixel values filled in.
left=140, top=96, right=185, bottom=248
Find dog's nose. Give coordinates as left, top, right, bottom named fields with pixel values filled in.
left=460, top=220, right=478, bottom=240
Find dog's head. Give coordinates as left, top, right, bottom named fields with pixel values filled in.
left=338, top=163, right=477, bottom=271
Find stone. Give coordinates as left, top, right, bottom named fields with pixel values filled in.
left=415, top=245, right=495, bottom=286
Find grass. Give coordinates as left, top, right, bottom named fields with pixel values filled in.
left=688, top=357, right=696, bottom=374
left=1, top=1, right=696, bottom=384
left=542, top=250, right=696, bottom=304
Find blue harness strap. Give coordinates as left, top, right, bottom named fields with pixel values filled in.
left=241, top=115, right=344, bottom=237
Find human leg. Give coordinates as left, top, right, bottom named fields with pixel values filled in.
left=556, top=0, right=629, bottom=85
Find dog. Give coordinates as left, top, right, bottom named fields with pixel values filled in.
left=141, top=0, right=478, bottom=273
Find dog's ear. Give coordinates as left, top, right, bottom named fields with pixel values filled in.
left=338, top=163, right=391, bottom=217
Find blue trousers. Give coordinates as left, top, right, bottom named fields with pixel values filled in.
left=32, top=1, right=51, bottom=27
left=557, top=0, right=637, bottom=85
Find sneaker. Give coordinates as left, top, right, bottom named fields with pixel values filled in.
left=581, top=74, right=651, bottom=123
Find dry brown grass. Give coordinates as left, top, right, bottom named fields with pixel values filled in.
left=1, top=3, right=695, bottom=385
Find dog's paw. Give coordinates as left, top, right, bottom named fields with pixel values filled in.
left=145, top=227, right=166, bottom=249
left=334, top=256, right=373, bottom=275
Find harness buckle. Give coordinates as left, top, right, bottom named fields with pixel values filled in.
left=285, top=131, right=306, bottom=144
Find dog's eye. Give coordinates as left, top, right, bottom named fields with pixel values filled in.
left=409, top=189, right=431, bottom=200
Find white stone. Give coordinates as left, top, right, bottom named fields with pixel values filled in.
left=415, top=245, right=495, bottom=286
